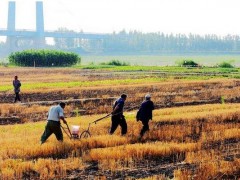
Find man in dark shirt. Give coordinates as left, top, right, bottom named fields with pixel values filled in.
left=13, top=75, right=21, bottom=103
left=110, top=94, right=127, bottom=135
left=136, top=94, right=154, bottom=139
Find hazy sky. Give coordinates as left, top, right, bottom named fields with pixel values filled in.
left=0, top=0, right=239, bottom=35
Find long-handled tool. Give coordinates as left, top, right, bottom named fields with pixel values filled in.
left=93, top=113, right=112, bottom=124
left=79, top=113, right=112, bottom=138
left=60, top=123, right=72, bottom=139
left=62, top=105, right=141, bottom=139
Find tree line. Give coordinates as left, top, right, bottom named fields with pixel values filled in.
left=53, top=29, right=240, bottom=54
left=1, top=29, right=240, bottom=57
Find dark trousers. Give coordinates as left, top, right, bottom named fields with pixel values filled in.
left=110, top=115, right=127, bottom=135
left=140, top=120, right=150, bottom=137
left=41, top=121, right=63, bottom=143
left=14, top=92, right=21, bottom=102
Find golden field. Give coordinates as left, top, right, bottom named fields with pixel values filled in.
left=0, top=67, right=239, bottom=179
left=0, top=104, right=239, bottom=179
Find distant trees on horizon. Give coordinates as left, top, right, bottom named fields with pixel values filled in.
left=52, top=29, right=240, bottom=55
left=1, top=29, right=240, bottom=57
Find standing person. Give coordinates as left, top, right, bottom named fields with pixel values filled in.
left=136, top=94, right=154, bottom=139
left=40, top=102, right=67, bottom=144
left=13, top=75, right=21, bottom=103
left=110, top=94, right=127, bottom=136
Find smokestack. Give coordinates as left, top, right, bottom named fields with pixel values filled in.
left=36, top=1, right=44, bottom=35
left=7, top=1, right=16, bottom=31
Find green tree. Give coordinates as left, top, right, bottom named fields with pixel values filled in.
left=9, top=49, right=80, bottom=67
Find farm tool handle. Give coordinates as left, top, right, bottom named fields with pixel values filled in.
left=92, top=113, right=112, bottom=124
left=90, top=108, right=134, bottom=125
left=109, top=105, right=139, bottom=116
left=60, top=123, right=72, bottom=139
left=125, top=105, right=139, bottom=112
left=82, top=106, right=140, bottom=136
left=91, top=105, right=139, bottom=125
left=83, top=113, right=112, bottom=134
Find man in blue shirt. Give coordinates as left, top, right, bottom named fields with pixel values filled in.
left=110, top=94, right=127, bottom=135
left=136, top=94, right=154, bottom=139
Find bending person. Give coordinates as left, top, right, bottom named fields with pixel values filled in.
left=41, top=102, right=67, bottom=144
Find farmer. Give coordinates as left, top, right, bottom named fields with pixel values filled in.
left=110, top=94, right=127, bottom=135
left=136, top=94, right=154, bottom=139
left=40, top=102, right=67, bottom=144
left=13, top=75, right=21, bottom=103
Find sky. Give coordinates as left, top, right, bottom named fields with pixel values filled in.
left=0, top=0, right=240, bottom=36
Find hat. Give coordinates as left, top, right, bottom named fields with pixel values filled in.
left=59, top=102, right=66, bottom=108
left=121, top=94, right=127, bottom=99
left=145, top=94, right=151, bottom=99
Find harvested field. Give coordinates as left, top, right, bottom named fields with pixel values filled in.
left=0, top=67, right=239, bottom=179
left=0, top=104, right=239, bottom=179
left=1, top=78, right=240, bottom=123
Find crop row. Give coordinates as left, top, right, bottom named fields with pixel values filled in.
left=1, top=79, right=240, bottom=124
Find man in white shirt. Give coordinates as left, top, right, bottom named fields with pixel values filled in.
left=40, top=102, right=67, bottom=144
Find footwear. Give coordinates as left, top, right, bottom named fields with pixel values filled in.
left=138, top=135, right=142, bottom=141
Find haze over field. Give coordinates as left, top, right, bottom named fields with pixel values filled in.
left=0, top=0, right=239, bottom=35
left=1, top=0, right=240, bottom=60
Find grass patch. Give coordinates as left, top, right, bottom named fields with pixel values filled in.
left=0, top=78, right=167, bottom=92
left=100, top=60, right=130, bottom=66
left=75, top=65, right=240, bottom=73
left=217, top=61, right=234, bottom=68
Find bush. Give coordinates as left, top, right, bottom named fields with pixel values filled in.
left=8, top=49, right=81, bottom=67
left=217, top=61, right=234, bottom=68
left=100, top=60, right=129, bottom=66
left=0, top=62, right=8, bottom=67
left=176, top=60, right=199, bottom=67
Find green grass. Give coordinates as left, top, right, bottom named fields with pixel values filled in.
left=76, top=64, right=240, bottom=73
left=1, top=73, right=238, bottom=92
left=80, top=55, right=240, bottom=66
left=1, top=65, right=239, bottom=92
left=0, top=78, right=168, bottom=92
